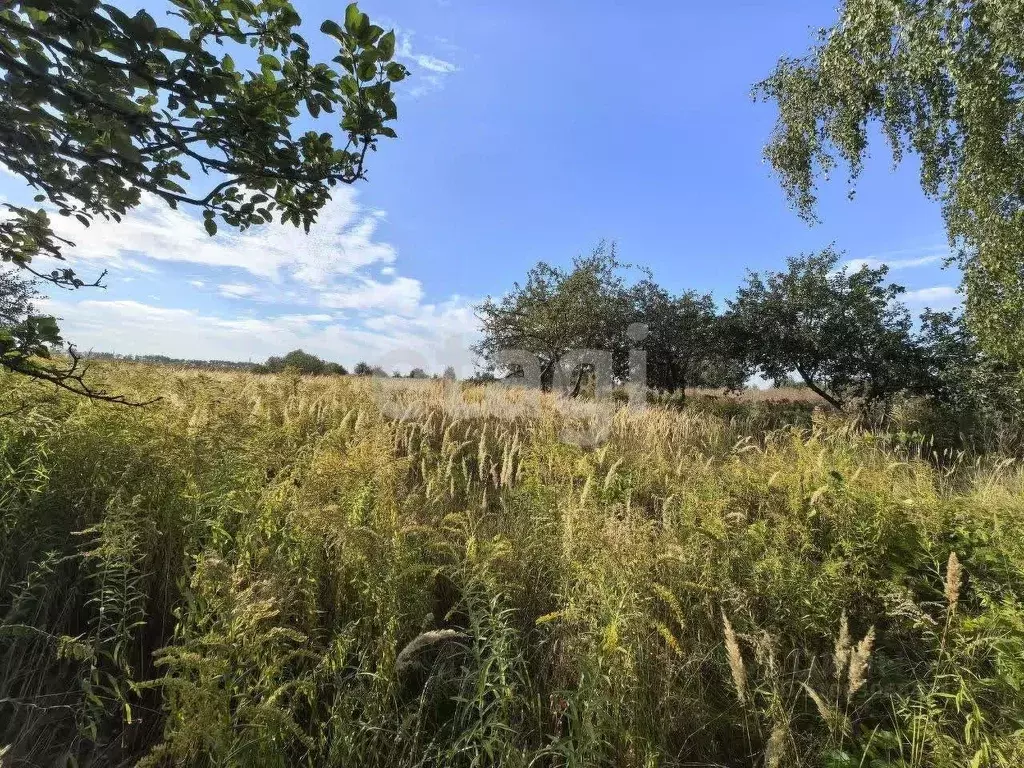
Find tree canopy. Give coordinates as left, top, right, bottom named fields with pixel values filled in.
left=916, top=309, right=1022, bottom=429
left=1, top=265, right=143, bottom=402
left=755, top=0, right=1024, bottom=365
left=727, top=248, right=921, bottom=410
left=631, top=280, right=743, bottom=398
left=255, top=349, right=346, bottom=376
left=0, top=0, right=405, bottom=394
left=475, top=243, right=758, bottom=399
left=0, top=269, right=59, bottom=388
left=473, top=243, right=632, bottom=394
left=352, top=361, right=385, bottom=377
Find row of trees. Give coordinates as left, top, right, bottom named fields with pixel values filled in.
left=85, top=351, right=255, bottom=371
left=474, top=243, right=1021, bottom=418
left=2, top=0, right=1022, bottom=411
left=252, top=348, right=459, bottom=380
left=473, top=245, right=744, bottom=400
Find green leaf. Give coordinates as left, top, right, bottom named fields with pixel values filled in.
left=133, top=10, right=157, bottom=38
left=222, top=54, right=235, bottom=73
left=340, top=75, right=358, bottom=96
left=24, top=48, right=51, bottom=74
left=158, top=178, right=186, bottom=194
left=344, top=4, right=362, bottom=34
left=162, top=35, right=195, bottom=54
left=361, top=25, right=384, bottom=46
left=385, top=62, right=406, bottom=82
left=104, top=4, right=134, bottom=31
left=204, top=218, right=218, bottom=236
left=378, top=30, right=395, bottom=61
left=320, top=19, right=345, bottom=41
left=258, top=54, right=281, bottom=71
left=357, top=55, right=377, bottom=81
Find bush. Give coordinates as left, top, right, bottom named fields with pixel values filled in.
left=256, top=349, right=347, bottom=376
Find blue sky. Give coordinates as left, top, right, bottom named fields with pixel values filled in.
left=1, top=0, right=960, bottom=374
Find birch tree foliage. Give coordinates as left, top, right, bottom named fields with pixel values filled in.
left=755, top=0, right=1024, bottom=364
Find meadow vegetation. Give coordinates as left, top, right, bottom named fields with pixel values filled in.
left=3, top=363, right=1023, bottom=767
left=2, top=3, right=1024, bottom=764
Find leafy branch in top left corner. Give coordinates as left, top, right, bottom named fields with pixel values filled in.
left=0, top=0, right=408, bottom=403
left=0, top=267, right=157, bottom=405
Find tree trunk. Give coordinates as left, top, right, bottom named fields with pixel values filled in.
left=795, top=366, right=843, bottom=409
left=570, top=366, right=586, bottom=398
left=540, top=359, right=555, bottom=392
left=670, top=358, right=687, bottom=405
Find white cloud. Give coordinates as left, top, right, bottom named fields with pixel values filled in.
left=218, top=283, right=261, bottom=299
left=38, top=187, right=396, bottom=285
left=903, top=285, right=960, bottom=306
left=42, top=297, right=480, bottom=374
left=395, top=29, right=459, bottom=97
left=413, top=54, right=458, bottom=74
left=844, top=254, right=943, bottom=273
left=188, top=280, right=206, bottom=288
left=320, top=276, right=423, bottom=314
left=842, top=245, right=950, bottom=274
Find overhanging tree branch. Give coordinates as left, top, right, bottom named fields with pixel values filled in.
left=0, top=0, right=408, bottom=403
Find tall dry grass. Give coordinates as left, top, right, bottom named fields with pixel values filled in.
left=1, top=363, right=1022, bottom=767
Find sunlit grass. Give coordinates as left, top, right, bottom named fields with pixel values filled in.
left=2, top=363, right=1022, bottom=766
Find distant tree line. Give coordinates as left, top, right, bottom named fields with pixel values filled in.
left=474, top=242, right=1022, bottom=427
left=252, top=350, right=459, bottom=380
left=84, top=351, right=257, bottom=372
left=70, top=346, right=459, bottom=380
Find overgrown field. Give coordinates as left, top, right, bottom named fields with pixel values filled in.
left=2, top=365, right=1023, bottom=767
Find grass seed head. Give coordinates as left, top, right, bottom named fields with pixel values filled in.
left=722, top=611, right=747, bottom=705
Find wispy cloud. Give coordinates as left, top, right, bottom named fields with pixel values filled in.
left=394, top=29, right=459, bottom=97
left=36, top=187, right=396, bottom=285
left=320, top=276, right=424, bottom=314
left=842, top=245, right=951, bottom=274
left=25, top=182, right=481, bottom=371
left=412, top=53, right=458, bottom=74
left=218, top=283, right=261, bottom=300
left=42, top=297, right=480, bottom=374
left=903, top=285, right=959, bottom=307
left=844, top=255, right=943, bottom=272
